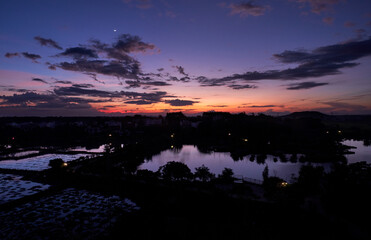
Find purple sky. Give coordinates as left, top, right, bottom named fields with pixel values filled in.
left=1, top=0, right=371, bottom=116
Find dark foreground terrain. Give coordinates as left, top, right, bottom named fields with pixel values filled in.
left=0, top=112, right=370, bottom=239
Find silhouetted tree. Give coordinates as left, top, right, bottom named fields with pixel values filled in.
left=262, top=165, right=269, bottom=181
left=48, top=158, right=65, bottom=169
left=194, top=165, right=215, bottom=182
left=159, top=161, right=192, bottom=181
left=219, top=168, right=234, bottom=183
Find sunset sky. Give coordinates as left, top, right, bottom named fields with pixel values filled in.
left=1, top=0, right=371, bottom=116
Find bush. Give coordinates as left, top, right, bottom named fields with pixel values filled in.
left=158, top=161, right=192, bottom=181
left=48, top=158, right=65, bottom=169
left=194, top=165, right=215, bottom=182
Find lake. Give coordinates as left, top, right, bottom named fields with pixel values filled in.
left=139, top=140, right=370, bottom=183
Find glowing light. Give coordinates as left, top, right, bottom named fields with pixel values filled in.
left=171, top=145, right=174, bottom=149
left=280, top=182, right=288, bottom=187
left=63, top=163, right=68, bottom=167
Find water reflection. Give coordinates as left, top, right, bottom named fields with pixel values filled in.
left=343, top=140, right=371, bottom=164
left=139, top=145, right=335, bottom=182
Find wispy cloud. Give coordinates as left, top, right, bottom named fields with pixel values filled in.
left=32, top=78, right=48, bottom=84
left=198, top=37, right=371, bottom=88
left=293, top=0, right=342, bottom=14
left=165, top=99, right=199, bottom=106
left=286, top=81, right=329, bottom=90
left=34, top=36, right=63, bottom=50
left=228, top=1, right=270, bottom=17
left=4, top=52, right=19, bottom=58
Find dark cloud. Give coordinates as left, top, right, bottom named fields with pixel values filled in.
left=207, top=105, right=228, bottom=108
left=199, top=37, right=371, bottom=87
left=157, top=68, right=164, bottom=71
left=321, top=101, right=367, bottom=111
left=228, top=84, right=257, bottom=90
left=293, top=0, right=341, bottom=14
left=51, top=34, right=158, bottom=81
left=4, top=52, right=19, bottom=58
left=229, top=1, right=270, bottom=17
left=71, top=83, right=95, bottom=88
left=286, top=81, right=329, bottom=90
left=22, top=52, right=41, bottom=62
left=54, top=86, right=114, bottom=98
left=0, top=92, right=104, bottom=116
left=174, top=65, right=188, bottom=76
left=164, top=99, right=198, bottom=106
left=46, top=62, right=57, bottom=70
left=124, top=100, right=153, bottom=105
left=58, top=59, right=140, bottom=80
left=0, top=85, right=31, bottom=93
left=34, top=36, right=63, bottom=50
left=125, top=80, right=171, bottom=88
left=168, top=76, right=190, bottom=82
left=248, top=105, right=282, bottom=108
left=54, top=85, right=169, bottom=105
left=59, top=47, right=98, bottom=59
left=32, top=78, right=48, bottom=84
left=55, top=80, right=72, bottom=84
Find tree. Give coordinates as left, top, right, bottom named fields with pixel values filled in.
left=219, top=168, right=234, bottom=183
left=194, top=165, right=215, bottom=182
left=262, top=165, right=269, bottom=181
left=159, top=161, right=192, bottom=181
left=48, top=158, right=65, bottom=169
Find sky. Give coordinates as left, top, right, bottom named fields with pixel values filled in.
left=0, top=0, right=371, bottom=116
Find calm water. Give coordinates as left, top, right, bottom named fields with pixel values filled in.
left=342, top=140, right=371, bottom=164
left=139, top=140, right=370, bottom=182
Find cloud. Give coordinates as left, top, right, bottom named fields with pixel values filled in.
left=4, top=52, right=19, bottom=58
left=49, top=34, right=158, bottom=81
left=57, top=59, right=140, bottom=80
left=286, top=81, right=329, bottom=90
left=34, top=36, right=63, bottom=50
left=321, top=101, right=367, bottom=111
left=344, top=21, right=356, bottom=27
left=55, top=80, right=72, bottom=84
left=123, top=0, right=153, bottom=9
left=323, top=17, right=334, bottom=25
left=125, top=80, right=171, bottom=88
left=248, top=105, right=282, bottom=108
left=199, top=37, right=371, bottom=88
left=229, top=1, right=270, bottom=17
left=22, top=52, right=41, bottom=62
left=293, top=0, right=342, bottom=14
left=228, top=84, right=257, bottom=90
left=207, top=105, right=228, bottom=108
left=124, top=100, right=154, bottom=105
left=54, top=85, right=170, bottom=105
left=0, top=92, right=105, bottom=116
left=71, top=83, right=95, bottom=88
left=32, top=78, right=48, bottom=84
left=59, top=47, right=98, bottom=59
left=54, top=86, right=115, bottom=98
left=0, top=85, right=31, bottom=93
left=174, top=65, right=188, bottom=76
left=165, top=99, right=199, bottom=106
